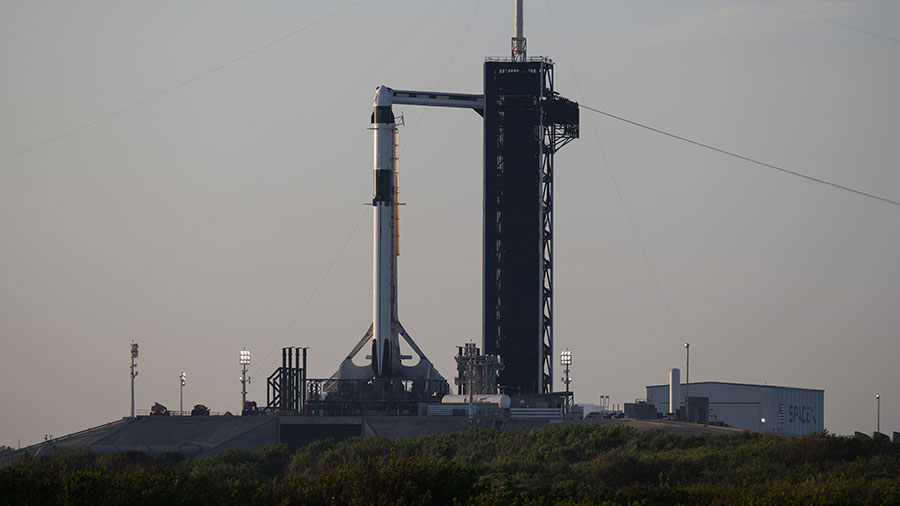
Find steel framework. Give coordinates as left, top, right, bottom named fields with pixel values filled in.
left=483, top=58, right=578, bottom=395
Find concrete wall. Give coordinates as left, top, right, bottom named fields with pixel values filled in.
left=624, top=403, right=657, bottom=420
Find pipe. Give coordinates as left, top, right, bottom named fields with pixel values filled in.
left=512, top=0, right=526, bottom=59
left=515, top=0, right=523, bottom=41
left=442, top=394, right=511, bottom=409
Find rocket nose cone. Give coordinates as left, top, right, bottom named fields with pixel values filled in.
left=374, top=86, right=393, bottom=107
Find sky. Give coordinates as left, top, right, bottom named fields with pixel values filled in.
left=1, top=0, right=898, bottom=446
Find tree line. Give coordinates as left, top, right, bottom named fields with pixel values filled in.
left=2, top=424, right=899, bottom=505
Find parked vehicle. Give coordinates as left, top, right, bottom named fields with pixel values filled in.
left=242, top=400, right=258, bottom=416
left=150, top=402, right=169, bottom=416
left=191, top=404, right=210, bottom=416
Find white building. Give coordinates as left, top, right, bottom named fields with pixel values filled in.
left=646, top=381, right=824, bottom=435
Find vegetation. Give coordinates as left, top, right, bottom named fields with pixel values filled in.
left=2, top=425, right=899, bottom=505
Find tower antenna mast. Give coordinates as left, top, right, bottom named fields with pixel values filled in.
left=512, top=0, right=526, bottom=61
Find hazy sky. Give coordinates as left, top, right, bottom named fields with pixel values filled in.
left=1, top=0, right=898, bottom=446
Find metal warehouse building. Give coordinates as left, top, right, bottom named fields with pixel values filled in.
left=646, top=381, right=824, bottom=435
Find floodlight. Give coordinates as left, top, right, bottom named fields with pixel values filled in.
left=761, top=418, right=766, bottom=423
left=560, top=349, right=572, bottom=366
left=239, top=349, right=252, bottom=409
left=180, top=371, right=186, bottom=386
left=876, top=393, right=881, bottom=433
left=130, top=341, right=139, bottom=418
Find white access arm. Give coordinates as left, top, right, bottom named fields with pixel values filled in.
left=390, top=89, right=484, bottom=111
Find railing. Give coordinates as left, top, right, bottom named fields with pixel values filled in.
left=426, top=404, right=476, bottom=417
left=0, top=418, right=131, bottom=464
left=308, top=377, right=449, bottom=401
left=295, top=378, right=450, bottom=417
left=484, top=56, right=553, bottom=64
left=510, top=407, right=563, bottom=419
left=137, top=410, right=226, bottom=417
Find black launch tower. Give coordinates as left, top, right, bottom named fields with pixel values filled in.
left=482, top=57, right=579, bottom=395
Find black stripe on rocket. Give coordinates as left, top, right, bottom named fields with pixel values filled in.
left=372, top=106, right=395, bottom=125
left=373, top=169, right=393, bottom=203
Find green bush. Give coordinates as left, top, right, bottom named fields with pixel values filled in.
left=1, top=425, right=898, bottom=505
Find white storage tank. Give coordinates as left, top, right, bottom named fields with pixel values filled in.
left=441, top=394, right=511, bottom=409
left=668, top=368, right=681, bottom=415
left=646, top=381, right=824, bottom=435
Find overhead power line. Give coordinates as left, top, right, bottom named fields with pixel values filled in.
left=579, top=104, right=900, bottom=209
left=0, top=0, right=367, bottom=166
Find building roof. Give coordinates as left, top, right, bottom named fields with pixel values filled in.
left=645, top=381, right=824, bottom=392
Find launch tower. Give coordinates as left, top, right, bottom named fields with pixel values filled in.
left=320, top=0, right=578, bottom=413
left=482, top=2, right=579, bottom=395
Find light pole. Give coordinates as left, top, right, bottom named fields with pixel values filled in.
left=684, top=343, right=690, bottom=422
left=876, top=392, right=880, bottom=433
left=561, top=349, right=572, bottom=418
left=130, top=341, right=139, bottom=418
left=179, top=371, right=186, bottom=414
left=240, top=349, right=251, bottom=412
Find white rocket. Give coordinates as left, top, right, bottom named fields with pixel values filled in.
left=330, top=86, right=482, bottom=390
left=331, top=86, right=457, bottom=389
left=370, top=85, right=400, bottom=378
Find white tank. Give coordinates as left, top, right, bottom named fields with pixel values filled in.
left=669, top=368, right=681, bottom=415
left=441, top=394, right=511, bottom=409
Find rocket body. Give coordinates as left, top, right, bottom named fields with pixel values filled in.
left=329, top=85, right=450, bottom=393
left=371, top=86, right=398, bottom=378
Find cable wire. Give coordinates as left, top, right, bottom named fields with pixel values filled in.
left=760, top=0, right=900, bottom=45
left=0, top=0, right=446, bottom=378
left=228, top=0, right=462, bottom=409
left=546, top=1, right=700, bottom=375
left=579, top=104, right=900, bottom=209
left=402, top=0, right=483, bottom=152
left=240, top=0, right=446, bottom=378
left=224, top=208, right=368, bottom=411
left=0, top=0, right=367, bottom=166
left=227, top=0, right=469, bottom=401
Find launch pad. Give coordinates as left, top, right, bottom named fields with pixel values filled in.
left=287, top=0, right=578, bottom=413
left=5, top=3, right=588, bottom=461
